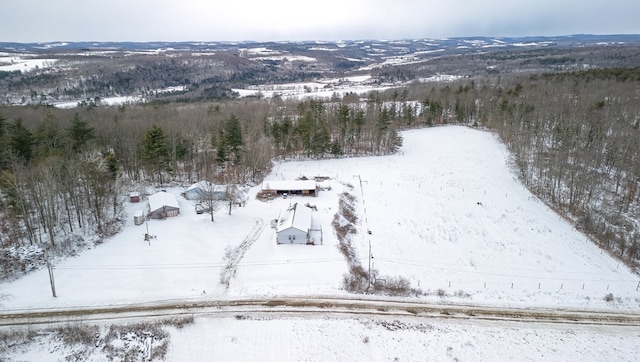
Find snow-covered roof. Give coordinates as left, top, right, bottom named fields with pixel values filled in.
left=276, top=203, right=312, bottom=233
left=186, top=181, right=225, bottom=193
left=148, top=192, right=179, bottom=212
left=262, top=180, right=316, bottom=191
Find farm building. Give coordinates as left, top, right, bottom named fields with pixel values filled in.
left=129, top=192, right=140, bottom=203
left=148, top=192, right=180, bottom=219
left=133, top=210, right=145, bottom=225
left=262, top=180, right=317, bottom=196
left=276, top=203, right=313, bottom=244
left=183, top=181, right=226, bottom=200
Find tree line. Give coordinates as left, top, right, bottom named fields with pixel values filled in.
left=1, top=65, right=639, bottom=280
left=393, top=68, right=640, bottom=269
left=0, top=96, right=403, bottom=279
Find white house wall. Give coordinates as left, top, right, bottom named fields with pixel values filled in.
left=276, top=227, right=308, bottom=244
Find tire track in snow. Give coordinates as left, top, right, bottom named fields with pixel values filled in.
left=220, top=218, right=265, bottom=288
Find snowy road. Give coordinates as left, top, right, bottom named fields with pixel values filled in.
left=2, top=297, right=639, bottom=328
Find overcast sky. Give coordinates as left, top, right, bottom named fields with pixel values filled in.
left=3, top=0, right=640, bottom=43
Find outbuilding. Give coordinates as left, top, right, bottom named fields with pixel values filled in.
left=133, top=210, right=145, bottom=225
left=183, top=181, right=226, bottom=200
left=262, top=180, right=317, bottom=196
left=276, top=203, right=313, bottom=244
left=148, top=191, right=180, bottom=219
left=129, top=192, right=140, bottom=203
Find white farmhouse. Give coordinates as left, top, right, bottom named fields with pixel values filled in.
left=276, top=203, right=312, bottom=244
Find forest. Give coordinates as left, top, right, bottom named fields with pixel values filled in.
left=0, top=66, right=639, bottom=280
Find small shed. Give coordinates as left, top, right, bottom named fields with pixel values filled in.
left=276, top=203, right=313, bottom=244
left=262, top=180, right=317, bottom=196
left=133, top=210, right=145, bottom=225
left=183, top=181, right=226, bottom=200
left=129, top=192, right=140, bottom=203
left=148, top=192, right=180, bottom=219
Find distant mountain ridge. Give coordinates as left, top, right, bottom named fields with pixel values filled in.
left=2, top=34, right=640, bottom=53
left=3, top=34, right=640, bottom=107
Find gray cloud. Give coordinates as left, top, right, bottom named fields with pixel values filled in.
left=2, top=0, right=639, bottom=42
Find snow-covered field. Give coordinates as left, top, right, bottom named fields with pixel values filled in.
left=2, top=125, right=639, bottom=360
left=0, top=55, right=58, bottom=73
left=53, top=95, right=146, bottom=109
left=8, top=313, right=639, bottom=361
left=2, top=125, right=639, bottom=310
left=263, top=127, right=640, bottom=310
left=165, top=314, right=639, bottom=361
left=232, top=75, right=393, bottom=100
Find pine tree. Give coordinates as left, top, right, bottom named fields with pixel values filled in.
left=215, top=114, right=244, bottom=167
left=8, top=119, right=34, bottom=165
left=0, top=113, right=7, bottom=170
left=141, top=125, right=170, bottom=183
left=35, top=114, right=64, bottom=159
left=215, top=129, right=228, bottom=166
left=66, top=113, right=95, bottom=154
left=224, top=114, right=243, bottom=165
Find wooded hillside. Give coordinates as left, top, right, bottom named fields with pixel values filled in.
left=0, top=66, right=639, bottom=280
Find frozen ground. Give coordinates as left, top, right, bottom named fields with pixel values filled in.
left=261, top=126, right=640, bottom=310
left=7, top=312, right=639, bottom=362
left=165, top=314, right=640, bottom=362
left=1, top=126, right=639, bottom=311
left=1, top=125, right=639, bottom=361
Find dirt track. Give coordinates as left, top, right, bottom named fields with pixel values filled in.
left=2, top=297, right=640, bottom=328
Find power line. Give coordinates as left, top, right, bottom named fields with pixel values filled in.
left=55, top=258, right=344, bottom=271
left=374, top=257, right=638, bottom=282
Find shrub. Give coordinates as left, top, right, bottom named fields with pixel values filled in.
left=56, top=323, right=99, bottom=347
left=604, top=293, right=614, bottom=302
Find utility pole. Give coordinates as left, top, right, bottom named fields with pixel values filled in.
left=45, top=249, right=57, bottom=298
left=352, top=175, right=367, bottom=196
left=145, top=221, right=151, bottom=245
left=368, top=239, right=372, bottom=291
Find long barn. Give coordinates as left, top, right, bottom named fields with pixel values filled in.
left=261, top=180, right=317, bottom=196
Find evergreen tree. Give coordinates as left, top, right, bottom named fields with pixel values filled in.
left=66, top=113, right=96, bottom=154
left=224, top=114, right=243, bottom=165
left=141, top=125, right=170, bottom=183
left=8, top=119, right=34, bottom=165
left=215, top=129, right=228, bottom=166
left=337, top=103, right=350, bottom=145
left=35, top=114, right=64, bottom=159
left=0, top=113, right=6, bottom=170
